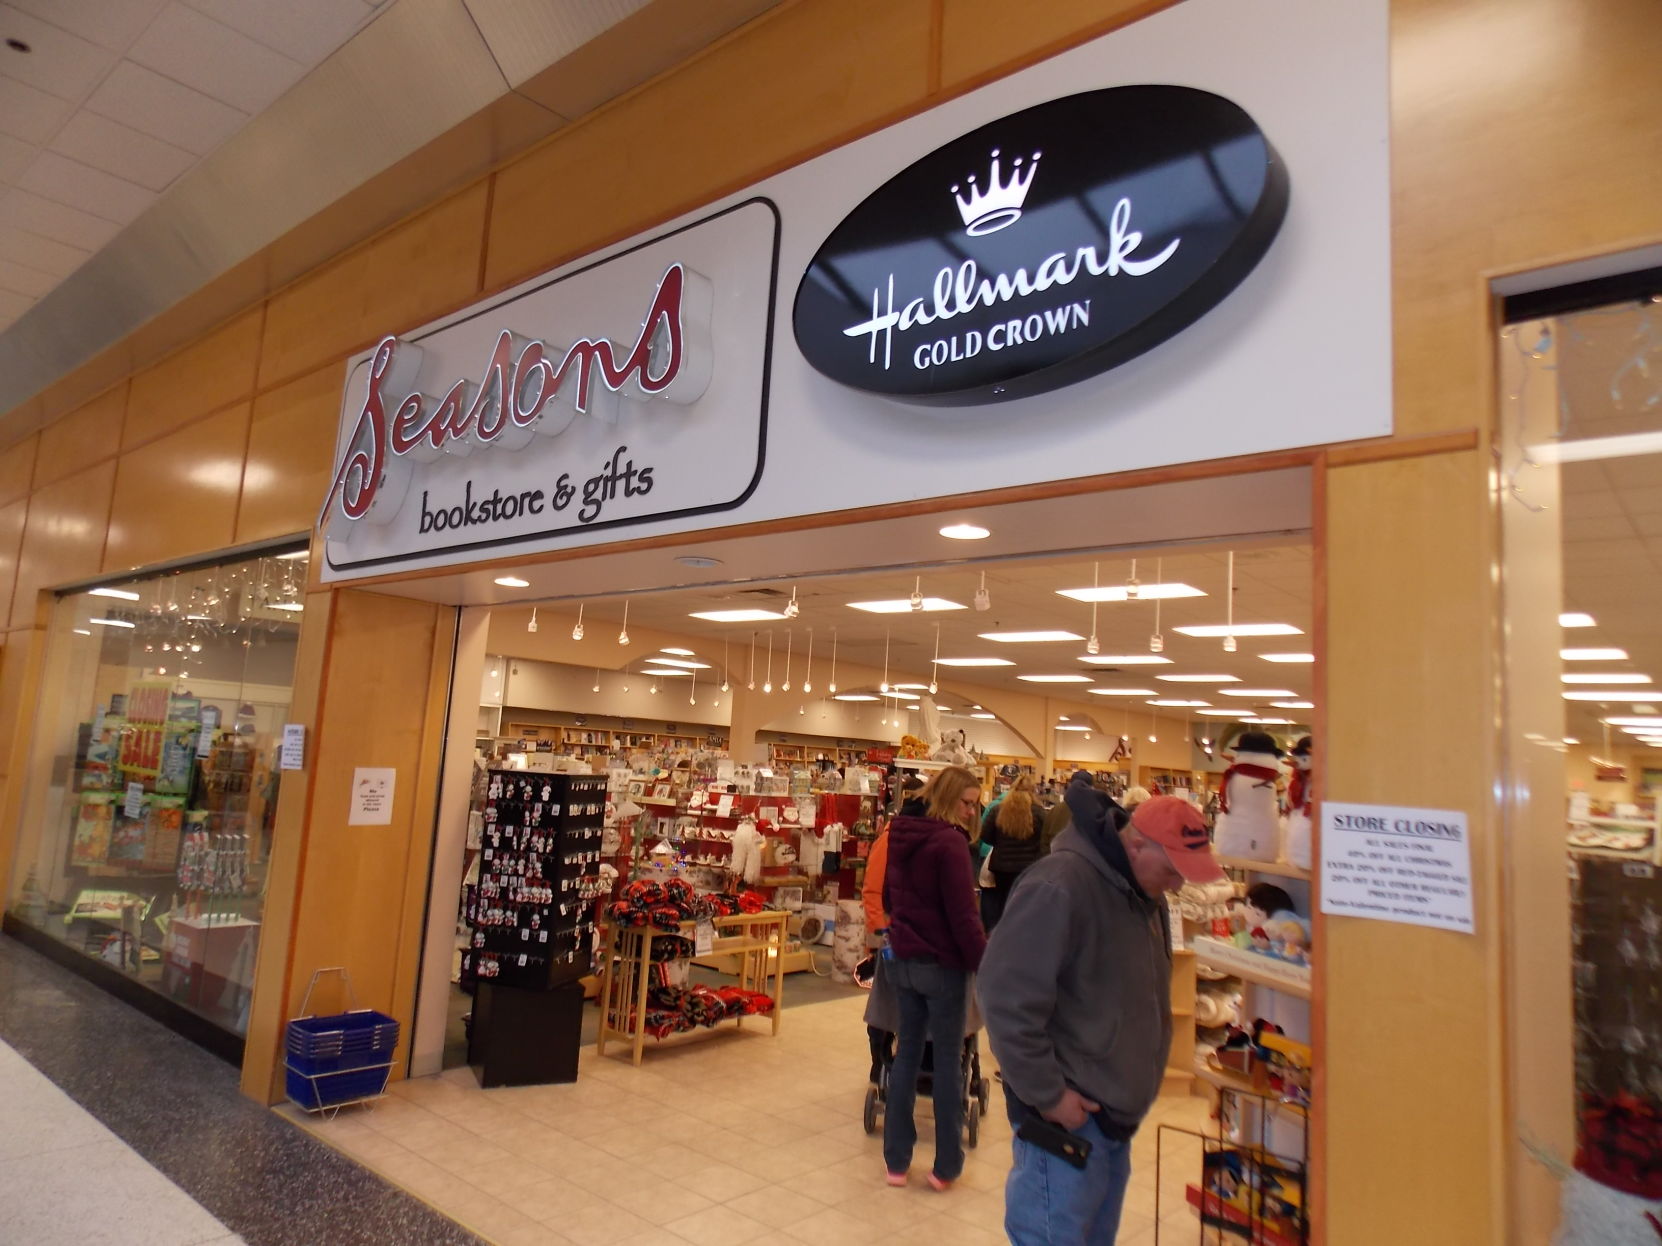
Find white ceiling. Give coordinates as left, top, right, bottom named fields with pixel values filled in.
left=0, top=0, right=389, bottom=332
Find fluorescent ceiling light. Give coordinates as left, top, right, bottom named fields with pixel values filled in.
left=1564, top=691, right=1661, bottom=701
left=970, top=712, right=997, bottom=719
left=848, top=598, right=965, bottom=613
left=1562, top=673, right=1650, bottom=684
left=1078, top=655, right=1172, bottom=665
left=1271, top=701, right=1316, bottom=709
left=881, top=691, right=919, bottom=700
left=981, top=630, right=1083, bottom=643
left=1605, top=717, right=1662, bottom=727
left=1155, top=674, right=1240, bottom=683
left=936, top=657, right=1015, bottom=667
left=275, top=549, right=310, bottom=560
left=645, top=657, right=711, bottom=669
left=1197, top=709, right=1242, bottom=717
left=269, top=602, right=305, bottom=612
left=833, top=694, right=879, bottom=702
left=1562, top=648, right=1629, bottom=661
left=1055, top=724, right=1092, bottom=732
left=72, top=628, right=92, bottom=635
left=1252, top=717, right=1296, bottom=725
left=1148, top=699, right=1211, bottom=707
left=493, top=576, right=530, bottom=588
left=90, top=618, right=135, bottom=629
left=1220, top=688, right=1297, bottom=697
left=1259, top=653, right=1315, bottom=663
left=1559, top=613, right=1596, bottom=628
left=1086, top=688, right=1157, bottom=696
left=1563, top=737, right=1580, bottom=745
left=641, top=668, right=690, bottom=677
left=1018, top=674, right=1094, bottom=683
left=89, top=587, right=140, bottom=601
left=1173, top=623, right=1303, bottom=638
left=939, top=523, right=990, bottom=540
left=1055, top=583, right=1206, bottom=602
left=660, top=647, right=696, bottom=656
left=690, top=609, right=789, bottom=622
left=1526, top=431, right=1662, bottom=463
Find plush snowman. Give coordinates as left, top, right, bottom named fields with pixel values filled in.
left=1213, top=731, right=1286, bottom=861
left=1284, top=735, right=1314, bottom=870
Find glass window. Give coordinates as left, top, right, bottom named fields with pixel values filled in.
left=7, top=548, right=307, bottom=1037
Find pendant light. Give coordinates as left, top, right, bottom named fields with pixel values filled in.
left=974, top=570, right=991, bottom=611
left=1086, top=562, right=1101, bottom=654
left=910, top=576, right=924, bottom=612
left=803, top=629, right=814, bottom=694
left=764, top=631, right=774, bottom=694
left=783, top=630, right=794, bottom=691
left=527, top=607, right=539, bottom=633
left=747, top=632, right=756, bottom=691
left=1148, top=705, right=1158, bottom=744
left=828, top=628, right=839, bottom=694
left=650, top=674, right=658, bottom=695
left=784, top=586, right=801, bottom=619
left=621, top=663, right=631, bottom=694
left=1150, top=557, right=1165, bottom=653
left=1223, top=551, right=1237, bottom=652
left=1125, top=558, right=1140, bottom=601
left=592, top=668, right=600, bottom=693
left=689, top=668, right=697, bottom=706
left=721, top=638, right=731, bottom=693
left=880, top=629, right=891, bottom=693
left=617, top=600, right=630, bottom=646
left=571, top=603, right=584, bottom=640
left=929, top=623, right=940, bottom=694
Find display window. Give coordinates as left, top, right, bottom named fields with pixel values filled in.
left=6, top=547, right=307, bottom=1040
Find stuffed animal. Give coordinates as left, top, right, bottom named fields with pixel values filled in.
left=898, top=734, right=930, bottom=760
left=1284, top=735, right=1314, bottom=870
left=931, top=729, right=973, bottom=765
left=1213, top=731, right=1286, bottom=861
left=1231, top=883, right=1312, bottom=962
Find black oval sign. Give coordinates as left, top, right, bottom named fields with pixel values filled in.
left=792, top=85, right=1289, bottom=406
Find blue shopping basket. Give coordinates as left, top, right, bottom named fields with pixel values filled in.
left=284, top=967, right=400, bottom=1114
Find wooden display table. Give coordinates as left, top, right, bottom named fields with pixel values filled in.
left=597, top=910, right=787, bottom=1066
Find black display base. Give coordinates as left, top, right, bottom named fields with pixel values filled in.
left=468, top=980, right=583, bottom=1088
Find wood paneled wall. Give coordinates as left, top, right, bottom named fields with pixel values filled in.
left=0, top=1, right=1656, bottom=1240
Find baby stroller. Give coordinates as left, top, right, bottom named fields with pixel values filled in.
left=857, top=954, right=992, bottom=1147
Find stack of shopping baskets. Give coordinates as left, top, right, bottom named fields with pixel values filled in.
left=284, top=968, right=400, bottom=1114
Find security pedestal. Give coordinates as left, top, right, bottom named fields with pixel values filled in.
left=468, top=980, right=584, bottom=1088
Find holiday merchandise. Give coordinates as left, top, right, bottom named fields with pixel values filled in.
left=1285, top=735, right=1314, bottom=870
left=1231, top=883, right=1312, bottom=966
left=1213, top=731, right=1286, bottom=861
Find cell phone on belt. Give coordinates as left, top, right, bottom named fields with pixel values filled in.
left=1017, top=1112, right=1092, bottom=1170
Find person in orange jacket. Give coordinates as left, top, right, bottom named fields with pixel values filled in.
left=862, top=827, right=891, bottom=936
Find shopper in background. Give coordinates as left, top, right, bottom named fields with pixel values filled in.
left=977, top=774, right=1044, bottom=932
left=980, top=777, right=1224, bottom=1244
left=880, top=763, right=987, bottom=1191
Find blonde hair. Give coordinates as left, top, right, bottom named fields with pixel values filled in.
left=995, top=775, right=1037, bottom=839
left=919, top=764, right=982, bottom=835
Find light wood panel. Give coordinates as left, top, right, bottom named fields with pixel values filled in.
left=937, top=0, right=1174, bottom=90
left=258, top=185, right=489, bottom=390
left=238, top=364, right=344, bottom=545
left=0, top=500, right=25, bottom=646
left=484, top=0, right=934, bottom=290
left=9, top=460, right=115, bottom=630
left=1322, top=450, right=1502, bottom=1245
left=35, top=387, right=123, bottom=489
left=0, top=624, right=48, bottom=909
left=103, top=404, right=251, bottom=574
left=123, top=310, right=261, bottom=452
left=0, top=437, right=35, bottom=509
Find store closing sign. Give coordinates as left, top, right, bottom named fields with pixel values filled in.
left=1319, top=802, right=1475, bottom=934
left=792, top=86, right=1289, bottom=405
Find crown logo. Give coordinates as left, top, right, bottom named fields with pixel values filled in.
left=951, top=147, right=1042, bottom=237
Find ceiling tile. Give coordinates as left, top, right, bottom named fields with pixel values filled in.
left=1563, top=514, right=1637, bottom=542
left=180, top=0, right=372, bottom=64
left=1562, top=490, right=1624, bottom=519
left=0, top=3, right=116, bottom=102
left=7, top=0, right=170, bottom=52
left=1621, top=487, right=1662, bottom=517
left=0, top=74, right=73, bottom=144
left=0, top=254, right=55, bottom=297
left=0, top=286, right=29, bottom=321
left=83, top=60, right=246, bottom=157
left=1632, top=513, right=1662, bottom=538
left=17, top=150, right=153, bottom=224
left=127, top=3, right=306, bottom=114
left=1603, top=455, right=1662, bottom=492
left=49, top=110, right=194, bottom=193
left=0, top=224, right=89, bottom=278
left=0, top=130, right=30, bottom=180
left=0, top=186, right=123, bottom=250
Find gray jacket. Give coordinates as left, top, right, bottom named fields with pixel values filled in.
left=977, top=824, right=1173, bottom=1126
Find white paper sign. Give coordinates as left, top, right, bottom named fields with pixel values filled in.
left=1320, top=802, right=1474, bottom=934
left=695, top=919, right=715, bottom=956
left=280, top=724, right=306, bottom=771
left=123, top=782, right=146, bottom=819
left=195, top=728, right=214, bottom=758
left=349, top=767, right=396, bottom=826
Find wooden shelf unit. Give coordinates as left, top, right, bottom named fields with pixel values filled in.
left=1218, top=856, right=1312, bottom=882
left=1192, top=936, right=1312, bottom=999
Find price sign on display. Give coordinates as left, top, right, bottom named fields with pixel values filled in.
left=280, top=724, right=306, bottom=771
left=695, top=919, right=715, bottom=956
left=1320, top=802, right=1474, bottom=934
left=123, top=783, right=146, bottom=820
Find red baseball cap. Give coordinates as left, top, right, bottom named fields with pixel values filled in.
left=1131, top=796, right=1225, bottom=883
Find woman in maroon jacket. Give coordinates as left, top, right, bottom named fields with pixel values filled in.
left=880, top=764, right=987, bottom=1190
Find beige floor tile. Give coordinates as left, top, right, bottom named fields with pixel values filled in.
left=778, top=1164, right=880, bottom=1207
left=588, top=1124, right=667, bottom=1160
left=501, top=1174, right=606, bottom=1222
left=659, top=1202, right=772, bottom=1245
left=606, top=1180, right=716, bottom=1227
left=666, top=1161, right=771, bottom=1203
left=834, top=1185, right=940, bottom=1229
left=938, top=1185, right=1008, bottom=1229
left=782, top=1205, right=879, bottom=1246
left=612, top=1230, right=693, bottom=1246
left=468, top=1155, right=569, bottom=1198
left=551, top=1200, right=657, bottom=1246
left=722, top=1185, right=829, bottom=1231
left=633, top=1142, right=714, bottom=1180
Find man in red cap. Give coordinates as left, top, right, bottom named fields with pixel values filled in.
left=979, top=772, right=1224, bottom=1244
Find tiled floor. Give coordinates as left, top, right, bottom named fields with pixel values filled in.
left=288, top=993, right=1228, bottom=1245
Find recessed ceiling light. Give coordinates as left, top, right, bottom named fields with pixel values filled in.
left=90, top=618, right=136, bottom=629
left=645, top=657, right=711, bottom=669
left=981, top=630, right=1083, bottom=643
left=1078, top=654, right=1173, bottom=665
left=970, top=712, right=997, bottom=719
left=1086, top=688, right=1157, bottom=696
left=1562, top=648, right=1629, bottom=661
left=1018, top=674, right=1094, bottom=683
left=833, top=694, right=880, bottom=702
left=675, top=554, right=724, bottom=568
left=848, top=597, right=966, bottom=613
left=1220, top=688, right=1297, bottom=697
left=1559, top=612, right=1596, bottom=628
left=1197, top=709, right=1241, bottom=716
left=936, top=657, right=1016, bottom=667
left=1271, top=701, right=1315, bottom=709
left=1562, top=673, right=1650, bottom=684
left=1564, top=691, right=1661, bottom=701
left=89, top=587, right=141, bottom=600
left=939, top=523, right=990, bottom=540
left=1155, top=674, right=1241, bottom=683
left=690, top=609, right=789, bottom=622
left=494, top=576, right=530, bottom=588
left=1173, top=623, right=1303, bottom=638
left=1056, top=583, right=1205, bottom=602
left=660, top=647, right=696, bottom=656
left=1055, top=724, right=1092, bottom=732
left=1259, top=653, right=1315, bottom=663
left=1148, top=699, right=1211, bottom=707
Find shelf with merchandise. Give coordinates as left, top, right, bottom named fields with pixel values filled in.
left=1219, top=856, right=1312, bottom=882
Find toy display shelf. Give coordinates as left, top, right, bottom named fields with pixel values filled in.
left=1192, top=1060, right=1309, bottom=1119
left=1217, top=856, right=1312, bottom=882
left=1192, top=935, right=1311, bottom=1000
left=1567, top=810, right=1661, bottom=866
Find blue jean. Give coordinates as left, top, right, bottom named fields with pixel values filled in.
left=1003, top=1091, right=1133, bottom=1244
left=882, top=957, right=969, bottom=1180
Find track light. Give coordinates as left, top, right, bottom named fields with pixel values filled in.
left=571, top=603, right=583, bottom=640
left=1125, top=558, right=1140, bottom=601
left=910, top=577, right=924, bottom=612
left=527, top=607, right=539, bottom=633
left=784, top=587, right=800, bottom=619
left=974, top=571, right=991, bottom=612
left=617, top=600, right=630, bottom=646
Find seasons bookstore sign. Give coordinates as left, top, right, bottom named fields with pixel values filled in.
left=792, top=85, right=1290, bottom=405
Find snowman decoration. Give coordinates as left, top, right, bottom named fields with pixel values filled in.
left=1213, top=730, right=1286, bottom=862
left=1284, top=735, right=1314, bottom=871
